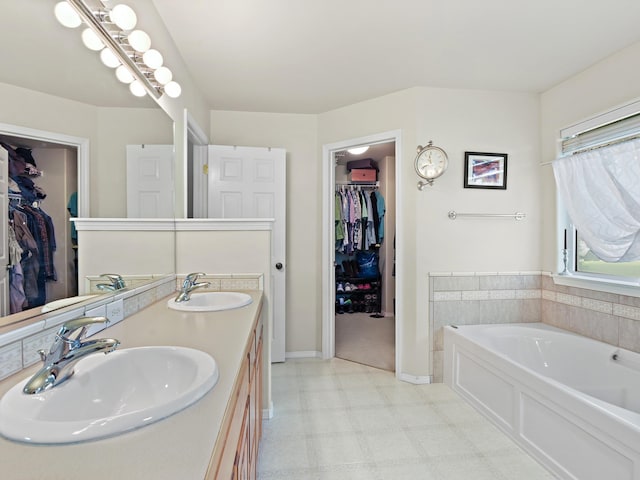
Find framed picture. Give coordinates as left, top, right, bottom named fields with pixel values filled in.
left=464, top=151, right=508, bottom=189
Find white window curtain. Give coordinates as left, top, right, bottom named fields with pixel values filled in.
left=553, top=137, right=640, bottom=262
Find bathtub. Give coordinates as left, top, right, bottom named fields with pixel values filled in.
left=443, top=322, right=640, bottom=480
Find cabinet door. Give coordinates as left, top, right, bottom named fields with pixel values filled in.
left=233, top=398, right=251, bottom=480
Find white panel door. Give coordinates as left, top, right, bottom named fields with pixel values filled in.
left=126, top=145, right=174, bottom=218
left=208, top=145, right=286, bottom=362
left=0, top=147, right=7, bottom=316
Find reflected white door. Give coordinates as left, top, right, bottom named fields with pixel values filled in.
left=126, top=145, right=174, bottom=218
left=0, top=147, right=7, bottom=315
left=208, top=145, right=286, bottom=362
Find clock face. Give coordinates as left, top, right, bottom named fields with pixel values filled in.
left=415, top=146, right=448, bottom=180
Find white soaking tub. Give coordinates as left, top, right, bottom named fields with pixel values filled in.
left=443, top=322, right=640, bottom=480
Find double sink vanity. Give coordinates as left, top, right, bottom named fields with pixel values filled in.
left=0, top=281, right=265, bottom=480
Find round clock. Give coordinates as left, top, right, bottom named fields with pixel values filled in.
left=414, top=141, right=448, bottom=187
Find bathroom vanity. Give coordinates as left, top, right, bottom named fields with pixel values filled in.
left=0, top=290, right=265, bottom=480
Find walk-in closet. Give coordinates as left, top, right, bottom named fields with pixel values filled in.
left=334, top=141, right=396, bottom=371
left=0, top=135, right=78, bottom=317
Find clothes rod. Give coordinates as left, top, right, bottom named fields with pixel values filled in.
left=448, top=211, right=525, bottom=221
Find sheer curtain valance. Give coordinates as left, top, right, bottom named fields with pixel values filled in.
left=553, top=137, right=640, bottom=262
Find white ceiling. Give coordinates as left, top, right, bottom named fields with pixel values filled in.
left=2, top=1, right=640, bottom=114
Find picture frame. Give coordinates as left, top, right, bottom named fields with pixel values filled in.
left=463, top=151, right=508, bottom=189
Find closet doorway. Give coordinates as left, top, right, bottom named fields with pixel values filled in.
left=322, top=130, right=402, bottom=374
left=0, top=123, right=88, bottom=317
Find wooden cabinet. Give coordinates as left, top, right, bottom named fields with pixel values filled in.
left=207, top=309, right=264, bottom=480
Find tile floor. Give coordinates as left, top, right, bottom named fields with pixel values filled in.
left=257, top=358, right=556, bottom=480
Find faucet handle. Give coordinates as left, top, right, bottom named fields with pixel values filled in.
left=184, top=272, right=206, bottom=285
left=58, top=316, right=110, bottom=343
left=100, top=273, right=125, bottom=289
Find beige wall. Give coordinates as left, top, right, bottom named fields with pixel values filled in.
left=209, top=87, right=541, bottom=378
left=95, top=108, right=173, bottom=217
left=0, top=82, right=173, bottom=218
left=77, top=230, right=175, bottom=294
left=209, top=111, right=319, bottom=353
left=317, top=87, right=540, bottom=377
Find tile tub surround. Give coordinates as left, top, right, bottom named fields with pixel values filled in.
left=430, top=272, right=542, bottom=383
left=430, top=272, right=640, bottom=382
left=0, top=274, right=263, bottom=383
left=541, top=274, right=640, bottom=354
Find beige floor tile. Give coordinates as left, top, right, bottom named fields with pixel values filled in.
left=343, top=386, right=388, bottom=408
left=348, top=405, right=402, bottom=432
left=312, top=432, right=368, bottom=467
left=305, top=408, right=357, bottom=435
left=361, top=430, right=423, bottom=462
left=301, top=388, right=348, bottom=410
left=406, top=424, right=473, bottom=457
left=375, top=460, right=441, bottom=480
left=258, top=359, right=555, bottom=480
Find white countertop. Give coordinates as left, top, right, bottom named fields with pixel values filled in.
left=0, top=291, right=263, bottom=480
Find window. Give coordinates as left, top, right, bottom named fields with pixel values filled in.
left=576, top=234, right=640, bottom=280
left=555, top=101, right=640, bottom=284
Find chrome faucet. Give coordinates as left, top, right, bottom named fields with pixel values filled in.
left=175, top=272, right=211, bottom=302
left=95, top=273, right=126, bottom=292
left=23, top=317, right=120, bottom=395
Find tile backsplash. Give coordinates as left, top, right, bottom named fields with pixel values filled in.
left=0, top=275, right=177, bottom=383
left=0, top=273, right=264, bottom=383
left=430, top=271, right=640, bottom=382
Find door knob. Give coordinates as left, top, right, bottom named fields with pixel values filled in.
left=275, top=262, right=283, bottom=270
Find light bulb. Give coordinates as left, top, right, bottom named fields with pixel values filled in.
left=347, top=146, right=369, bottom=155
left=81, top=29, right=104, bottom=51
left=115, top=65, right=135, bottom=84
left=163, top=81, right=181, bottom=98
left=54, top=2, right=82, bottom=28
left=100, top=48, right=120, bottom=68
left=127, top=30, right=151, bottom=53
left=142, top=49, right=163, bottom=69
left=129, top=80, right=147, bottom=97
left=154, top=67, right=172, bottom=85
left=110, top=4, right=137, bottom=30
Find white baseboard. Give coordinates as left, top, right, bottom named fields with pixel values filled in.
left=285, top=351, right=322, bottom=359
left=262, top=401, right=274, bottom=420
left=397, top=372, right=432, bottom=385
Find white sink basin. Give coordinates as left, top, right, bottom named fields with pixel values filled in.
left=0, top=346, right=218, bottom=444
left=41, top=294, right=98, bottom=313
left=167, top=291, right=253, bottom=312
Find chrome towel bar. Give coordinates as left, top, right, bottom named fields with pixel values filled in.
left=448, top=211, right=526, bottom=221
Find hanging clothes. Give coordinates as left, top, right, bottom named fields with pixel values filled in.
left=334, top=185, right=385, bottom=254
left=5, top=144, right=56, bottom=311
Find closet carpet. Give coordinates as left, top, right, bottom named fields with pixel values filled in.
left=335, top=313, right=395, bottom=372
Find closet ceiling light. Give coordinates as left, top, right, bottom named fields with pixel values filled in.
left=347, top=146, right=370, bottom=155
left=53, top=0, right=182, bottom=99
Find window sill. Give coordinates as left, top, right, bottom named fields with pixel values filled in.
left=552, top=273, right=640, bottom=298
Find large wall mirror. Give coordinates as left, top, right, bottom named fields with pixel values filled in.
left=0, top=0, right=175, bottom=327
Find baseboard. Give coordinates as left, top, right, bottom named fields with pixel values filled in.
left=285, top=351, right=322, bottom=359
left=397, top=372, right=432, bottom=385
left=262, top=401, right=274, bottom=420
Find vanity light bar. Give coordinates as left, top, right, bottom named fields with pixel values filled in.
left=59, top=0, right=181, bottom=99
